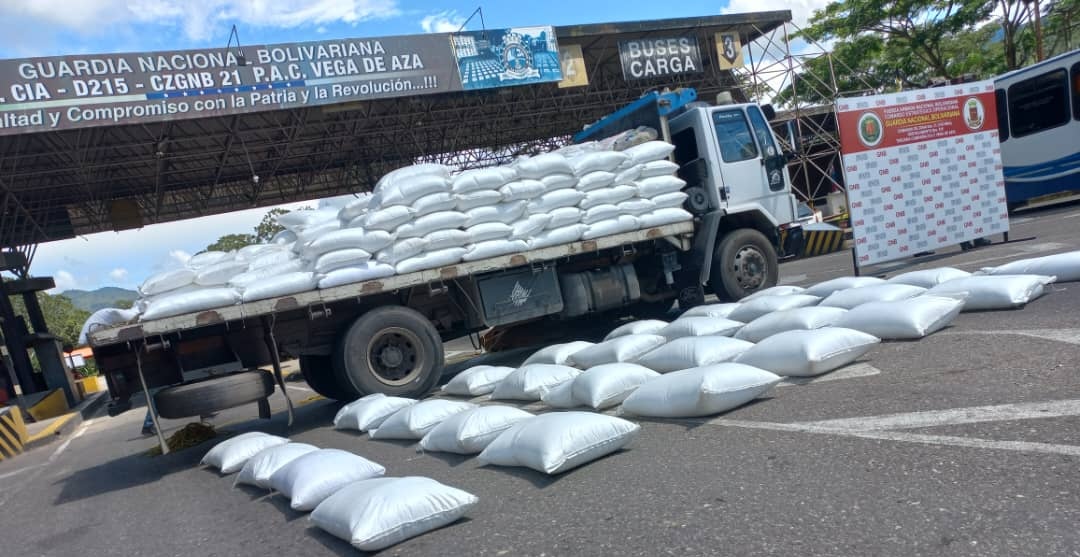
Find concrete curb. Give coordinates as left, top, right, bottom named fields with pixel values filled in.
left=22, top=392, right=108, bottom=452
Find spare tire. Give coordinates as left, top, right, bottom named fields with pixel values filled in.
left=154, top=370, right=275, bottom=419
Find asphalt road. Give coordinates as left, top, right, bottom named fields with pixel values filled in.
left=2, top=202, right=1079, bottom=557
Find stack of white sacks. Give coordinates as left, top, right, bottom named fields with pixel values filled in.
left=125, top=137, right=692, bottom=322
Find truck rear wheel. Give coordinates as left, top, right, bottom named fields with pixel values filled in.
left=332, top=306, right=444, bottom=398
left=710, top=228, right=778, bottom=301
left=299, top=355, right=358, bottom=401
left=153, top=370, right=275, bottom=420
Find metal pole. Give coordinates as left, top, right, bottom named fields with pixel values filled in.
left=1034, top=0, right=1045, bottom=62
left=261, top=317, right=294, bottom=427
left=851, top=247, right=861, bottom=276
left=134, top=345, right=169, bottom=455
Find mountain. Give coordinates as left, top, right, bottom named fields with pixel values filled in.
left=60, top=287, right=138, bottom=312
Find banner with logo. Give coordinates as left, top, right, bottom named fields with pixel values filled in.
left=450, top=26, right=561, bottom=90
left=836, top=80, right=1009, bottom=267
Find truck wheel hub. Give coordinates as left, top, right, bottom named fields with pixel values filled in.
left=733, top=246, right=766, bottom=290
left=367, top=327, right=423, bottom=386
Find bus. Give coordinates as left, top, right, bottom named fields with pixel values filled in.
left=994, top=49, right=1080, bottom=209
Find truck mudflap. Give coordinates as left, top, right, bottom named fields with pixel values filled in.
left=779, top=224, right=806, bottom=258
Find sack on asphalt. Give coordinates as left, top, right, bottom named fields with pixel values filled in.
left=318, top=263, right=397, bottom=289
left=621, top=363, right=782, bottom=418
left=141, top=287, right=241, bottom=321
left=741, top=285, right=806, bottom=301
left=530, top=225, right=587, bottom=248
left=834, top=296, right=964, bottom=339
left=394, top=247, right=467, bottom=274
left=728, top=294, right=822, bottom=323
left=441, top=365, right=516, bottom=396
left=978, top=250, right=1080, bottom=282
left=887, top=267, right=971, bottom=288
left=369, top=399, right=477, bottom=440
left=540, top=380, right=578, bottom=408
left=234, top=442, right=319, bottom=489
left=635, top=336, right=755, bottom=373
left=241, top=272, right=319, bottom=303
left=804, top=276, right=887, bottom=298
left=522, top=341, right=595, bottom=366
left=567, top=334, right=668, bottom=368
left=332, top=393, right=386, bottom=426
left=819, top=284, right=927, bottom=310
left=419, top=406, right=535, bottom=454
left=201, top=432, right=289, bottom=474
left=310, top=476, right=478, bottom=552
left=657, top=317, right=744, bottom=340
left=734, top=306, right=849, bottom=343
left=333, top=396, right=417, bottom=432
left=477, top=411, right=640, bottom=474
left=268, top=448, right=386, bottom=511
left=735, top=327, right=880, bottom=377
left=680, top=302, right=741, bottom=319
left=572, top=363, right=660, bottom=409
left=490, top=364, right=583, bottom=401
left=604, top=319, right=669, bottom=341
left=925, top=275, right=1056, bottom=310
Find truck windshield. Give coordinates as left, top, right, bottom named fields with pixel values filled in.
left=713, top=110, right=758, bottom=163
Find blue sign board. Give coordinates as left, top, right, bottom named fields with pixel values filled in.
left=450, top=26, right=562, bottom=90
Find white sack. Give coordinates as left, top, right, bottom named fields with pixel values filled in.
left=530, top=225, right=587, bottom=249
left=422, top=229, right=471, bottom=251
left=79, top=307, right=140, bottom=344
left=614, top=164, right=644, bottom=185
left=515, top=153, right=573, bottom=179
left=419, top=406, right=534, bottom=454
left=332, top=393, right=385, bottom=427
left=337, top=196, right=373, bottom=223
left=576, top=171, right=617, bottom=192
left=925, top=275, right=1055, bottom=310
left=571, top=151, right=629, bottom=175
left=230, top=260, right=308, bottom=289
left=979, top=250, right=1080, bottom=282
left=362, top=206, right=415, bottom=231
left=395, top=247, right=467, bottom=274
left=741, top=285, right=806, bottom=301
left=463, top=239, right=528, bottom=261
left=887, top=267, right=972, bottom=288
left=567, top=334, right=667, bottom=368
left=455, top=189, right=503, bottom=211
left=657, top=317, right=744, bottom=339
left=201, top=432, right=288, bottom=474
left=334, top=396, right=416, bottom=432
left=477, top=412, right=639, bottom=474
left=375, top=238, right=428, bottom=265
left=499, top=179, right=546, bottom=201
left=310, top=476, right=478, bottom=552
left=412, top=192, right=458, bottom=217
left=241, top=272, right=319, bottom=302
left=194, top=260, right=250, bottom=287
left=635, top=336, right=754, bottom=373
left=804, top=276, right=887, bottom=298
left=540, top=173, right=578, bottom=192
left=680, top=302, right=741, bottom=319
left=618, top=198, right=657, bottom=216
left=637, top=208, right=693, bottom=228
left=236, top=244, right=281, bottom=261
left=464, top=202, right=526, bottom=227
left=370, top=399, right=477, bottom=440
left=372, top=174, right=448, bottom=207
left=604, top=319, right=669, bottom=341
left=271, top=229, right=297, bottom=245
left=305, top=228, right=394, bottom=257
left=268, top=448, right=385, bottom=511
left=623, top=140, right=676, bottom=164
left=728, top=294, right=822, bottom=323
left=276, top=208, right=338, bottom=230
left=583, top=215, right=639, bottom=240
left=581, top=204, right=620, bottom=224
left=235, top=442, right=319, bottom=489
left=523, top=341, right=594, bottom=366
left=318, top=263, right=396, bottom=289
left=187, top=251, right=232, bottom=269
left=572, top=363, right=660, bottom=409
left=376, top=163, right=449, bottom=190
left=735, top=306, right=849, bottom=343
left=247, top=249, right=298, bottom=271
left=442, top=365, right=516, bottom=396
left=397, top=211, right=470, bottom=238
left=467, top=222, right=514, bottom=243
left=509, top=214, right=552, bottom=240
left=820, top=284, right=927, bottom=310
left=735, top=327, right=880, bottom=377
left=539, top=380, right=578, bottom=408
left=491, top=364, right=582, bottom=401
left=651, top=191, right=689, bottom=209
left=622, top=363, right=782, bottom=418
left=141, top=287, right=241, bottom=321
left=639, top=159, right=681, bottom=178
left=451, top=166, right=517, bottom=193
left=636, top=175, right=686, bottom=197
left=527, top=189, right=585, bottom=213
left=580, top=185, right=637, bottom=209
left=314, top=249, right=371, bottom=274
left=546, top=207, right=583, bottom=229
left=834, top=296, right=964, bottom=339
left=296, top=221, right=342, bottom=247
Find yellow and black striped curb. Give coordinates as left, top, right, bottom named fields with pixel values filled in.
left=803, top=228, right=846, bottom=257
left=0, top=406, right=28, bottom=461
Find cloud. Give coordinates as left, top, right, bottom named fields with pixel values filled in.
left=0, top=0, right=401, bottom=42
left=721, top=0, right=832, bottom=28
left=420, top=10, right=466, bottom=34
left=51, top=270, right=79, bottom=293
left=109, top=268, right=129, bottom=282
left=169, top=250, right=192, bottom=266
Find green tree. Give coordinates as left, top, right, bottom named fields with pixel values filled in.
left=114, top=299, right=134, bottom=310
left=204, top=233, right=255, bottom=253
left=254, top=207, right=290, bottom=243
left=10, top=293, right=90, bottom=350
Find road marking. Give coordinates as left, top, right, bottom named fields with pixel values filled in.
left=779, top=273, right=807, bottom=285
left=0, top=466, right=38, bottom=481
left=1062, top=212, right=1080, bottom=219
left=777, top=363, right=881, bottom=387
left=942, top=329, right=1080, bottom=346
left=796, top=399, right=1080, bottom=431
left=286, top=385, right=313, bottom=393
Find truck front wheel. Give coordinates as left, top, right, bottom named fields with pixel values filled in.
left=332, top=306, right=444, bottom=398
left=709, top=228, right=778, bottom=301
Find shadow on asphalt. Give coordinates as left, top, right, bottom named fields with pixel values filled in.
left=419, top=450, right=473, bottom=468
left=305, top=525, right=364, bottom=556
left=264, top=493, right=308, bottom=522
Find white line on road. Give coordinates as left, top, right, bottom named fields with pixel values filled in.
left=796, top=399, right=1080, bottom=431
left=942, top=329, right=1080, bottom=346
left=286, top=385, right=314, bottom=393
left=779, top=274, right=807, bottom=285
left=777, top=363, right=881, bottom=387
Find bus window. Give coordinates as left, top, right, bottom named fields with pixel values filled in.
left=1008, top=69, right=1069, bottom=138
left=995, top=89, right=1009, bottom=142
left=1073, top=62, right=1080, bottom=121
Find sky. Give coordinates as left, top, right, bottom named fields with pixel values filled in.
left=0, top=0, right=831, bottom=294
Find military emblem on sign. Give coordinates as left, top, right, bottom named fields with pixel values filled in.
left=509, top=281, right=532, bottom=307
left=963, top=97, right=985, bottom=130
left=498, top=33, right=540, bottom=82
left=857, top=112, right=884, bottom=148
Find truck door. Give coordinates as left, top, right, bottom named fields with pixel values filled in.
left=712, top=107, right=796, bottom=224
